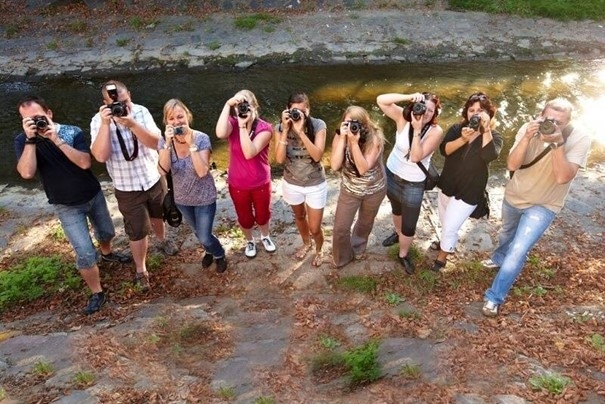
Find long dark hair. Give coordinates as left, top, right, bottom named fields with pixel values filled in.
left=287, top=92, right=316, bottom=143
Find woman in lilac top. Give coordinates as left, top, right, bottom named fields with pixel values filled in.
left=158, top=99, right=227, bottom=273
left=215, top=89, right=275, bottom=259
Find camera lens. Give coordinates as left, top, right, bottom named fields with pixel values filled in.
left=174, top=126, right=184, bottom=135
left=349, top=120, right=361, bottom=134
left=33, top=116, right=48, bottom=129
left=237, top=101, right=250, bottom=117
left=468, top=114, right=481, bottom=130
left=538, top=119, right=557, bottom=135
left=110, top=102, right=126, bottom=117
left=289, top=108, right=302, bottom=121
left=412, top=102, right=427, bottom=115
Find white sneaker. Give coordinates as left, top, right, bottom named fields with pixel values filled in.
left=260, top=235, right=276, bottom=253
left=482, top=300, right=499, bottom=317
left=481, top=258, right=499, bottom=270
left=245, top=240, right=257, bottom=258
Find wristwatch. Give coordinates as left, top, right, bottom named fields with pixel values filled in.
left=550, top=142, right=563, bottom=150
left=189, top=145, right=198, bottom=152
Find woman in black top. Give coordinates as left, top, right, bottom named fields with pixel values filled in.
left=433, top=92, right=503, bottom=272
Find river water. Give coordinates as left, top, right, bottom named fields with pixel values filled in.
left=1, top=59, right=604, bottom=186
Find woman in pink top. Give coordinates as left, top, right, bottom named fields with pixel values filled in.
left=215, top=89, right=275, bottom=259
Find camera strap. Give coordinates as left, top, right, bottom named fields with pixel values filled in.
left=405, top=122, right=431, bottom=161
left=510, top=124, right=574, bottom=178
left=113, top=119, right=139, bottom=161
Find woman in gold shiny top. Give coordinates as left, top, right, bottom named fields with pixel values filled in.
left=330, top=106, right=386, bottom=268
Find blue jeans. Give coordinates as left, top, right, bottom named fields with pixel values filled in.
left=54, top=190, right=116, bottom=269
left=385, top=168, right=425, bottom=237
left=484, top=199, right=556, bottom=305
left=177, top=202, right=225, bottom=259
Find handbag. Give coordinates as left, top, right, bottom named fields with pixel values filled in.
left=470, top=190, right=490, bottom=219
left=417, top=162, right=440, bottom=191
left=162, top=171, right=182, bottom=227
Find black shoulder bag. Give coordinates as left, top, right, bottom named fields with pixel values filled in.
left=408, top=124, right=440, bottom=190
left=509, top=124, right=573, bottom=179
left=159, top=144, right=182, bottom=227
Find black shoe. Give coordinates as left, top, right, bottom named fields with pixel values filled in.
left=101, top=251, right=133, bottom=264
left=382, top=232, right=399, bottom=247
left=83, top=292, right=107, bottom=315
left=201, top=253, right=214, bottom=269
left=398, top=255, right=415, bottom=275
left=215, top=257, right=227, bottom=273
left=431, top=259, right=446, bottom=273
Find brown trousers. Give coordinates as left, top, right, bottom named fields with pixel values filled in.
left=331, top=187, right=386, bottom=268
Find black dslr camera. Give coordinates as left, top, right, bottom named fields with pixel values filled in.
left=538, top=118, right=557, bottom=135
left=237, top=101, right=251, bottom=118
left=412, top=102, right=427, bottom=115
left=106, top=84, right=127, bottom=117
left=468, top=114, right=481, bottom=130
left=32, top=115, right=49, bottom=130
left=288, top=108, right=303, bottom=122
left=347, top=120, right=362, bottom=134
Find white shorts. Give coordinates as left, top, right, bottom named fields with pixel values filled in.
left=281, top=179, right=328, bottom=210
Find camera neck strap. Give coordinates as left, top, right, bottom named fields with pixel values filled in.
left=112, top=119, right=139, bottom=161
left=405, top=122, right=432, bottom=165
left=518, top=123, right=574, bottom=170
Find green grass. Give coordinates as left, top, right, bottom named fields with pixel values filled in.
left=129, top=16, right=159, bottom=30
left=47, top=40, right=59, bottom=50
left=0, top=387, right=5, bottom=400
left=217, top=384, right=236, bottom=399
left=398, top=308, right=422, bottom=320
left=116, top=38, right=130, bottom=47
left=319, top=335, right=341, bottom=350
left=529, top=372, right=572, bottom=394
left=208, top=40, right=221, bottom=51
left=0, top=256, right=81, bottom=310
left=400, top=362, right=421, bottom=379
left=392, top=37, right=410, bottom=45
left=68, top=20, right=87, bottom=34
left=254, top=397, right=275, bottom=404
left=32, top=361, right=53, bottom=377
left=73, top=370, right=95, bottom=387
left=49, top=224, right=66, bottom=242
left=586, top=333, right=605, bottom=352
left=449, top=0, right=605, bottom=21
left=337, top=275, right=377, bottom=294
left=234, top=13, right=281, bottom=30
left=342, top=341, right=381, bottom=386
left=147, top=253, right=164, bottom=271
left=384, top=292, right=403, bottom=305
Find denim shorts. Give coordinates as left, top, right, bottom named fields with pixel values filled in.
left=54, top=190, right=115, bottom=269
left=385, top=167, right=425, bottom=236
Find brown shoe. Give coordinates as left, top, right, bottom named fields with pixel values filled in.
left=134, top=272, right=151, bottom=292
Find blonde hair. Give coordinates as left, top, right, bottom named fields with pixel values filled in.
left=162, top=98, right=193, bottom=125
left=542, top=97, right=573, bottom=120
left=341, top=105, right=385, bottom=153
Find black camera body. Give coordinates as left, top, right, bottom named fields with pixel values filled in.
left=403, top=100, right=427, bottom=121
left=289, top=108, right=303, bottom=122
left=347, top=120, right=362, bottom=134
left=538, top=118, right=557, bottom=135
left=468, top=114, right=481, bottom=130
left=237, top=101, right=251, bottom=118
left=106, top=84, right=128, bottom=117
left=33, top=115, right=49, bottom=130
left=174, top=126, right=184, bottom=135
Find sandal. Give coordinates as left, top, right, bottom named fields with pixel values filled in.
left=429, top=240, right=441, bottom=251
left=312, top=251, right=323, bottom=267
left=294, top=242, right=313, bottom=260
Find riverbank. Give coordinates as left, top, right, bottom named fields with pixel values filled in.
left=1, top=3, right=605, bottom=78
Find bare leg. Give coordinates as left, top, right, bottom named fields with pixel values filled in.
left=79, top=265, right=102, bottom=293
left=130, top=237, right=148, bottom=274
left=150, top=218, right=166, bottom=241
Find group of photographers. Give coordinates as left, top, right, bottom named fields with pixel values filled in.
left=14, top=81, right=591, bottom=318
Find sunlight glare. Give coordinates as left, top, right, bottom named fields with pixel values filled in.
left=577, top=95, right=605, bottom=145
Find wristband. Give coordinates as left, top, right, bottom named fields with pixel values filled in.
left=25, top=138, right=37, bottom=145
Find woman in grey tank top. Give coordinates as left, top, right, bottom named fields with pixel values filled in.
left=275, top=93, right=328, bottom=267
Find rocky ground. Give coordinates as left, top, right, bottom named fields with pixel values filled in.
left=1, top=1, right=605, bottom=403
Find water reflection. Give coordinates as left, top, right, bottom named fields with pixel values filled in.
left=1, top=60, right=603, bottom=186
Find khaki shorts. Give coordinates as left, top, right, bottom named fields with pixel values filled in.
left=115, top=179, right=165, bottom=241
